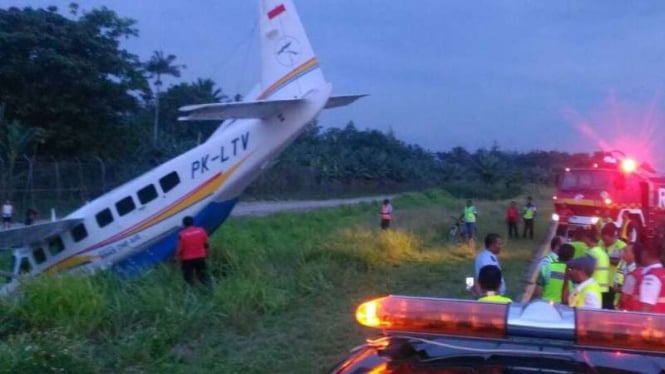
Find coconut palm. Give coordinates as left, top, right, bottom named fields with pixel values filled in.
left=144, top=50, right=185, bottom=145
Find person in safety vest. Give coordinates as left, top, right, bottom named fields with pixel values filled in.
left=539, top=243, right=574, bottom=303
left=176, top=215, right=210, bottom=285
left=563, top=256, right=602, bottom=308
left=522, top=196, right=536, bottom=239
left=600, top=224, right=626, bottom=309
left=534, top=236, right=562, bottom=298
left=619, top=211, right=638, bottom=244
left=477, top=265, right=512, bottom=304
left=634, top=241, right=665, bottom=313
left=380, top=199, right=393, bottom=230
left=582, top=229, right=611, bottom=309
left=569, top=227, right=589, bottom=259
left=616, top=243, right=637, bottom=310
left=460, top=200, right=478, bottom=240
left=505, top=201, right=519, bottom=239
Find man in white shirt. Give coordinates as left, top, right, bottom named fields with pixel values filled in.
left=474, top=233, right=505, bottom=295
left=2, top=200, right=13, bottom=229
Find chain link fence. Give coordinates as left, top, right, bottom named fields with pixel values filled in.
left=0, top=157, right=148, bottom=221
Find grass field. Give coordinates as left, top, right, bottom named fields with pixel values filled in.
left=0, top=188, right=554, bottom=373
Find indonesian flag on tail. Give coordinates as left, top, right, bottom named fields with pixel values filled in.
left=268, top=4, right=286, bottom=20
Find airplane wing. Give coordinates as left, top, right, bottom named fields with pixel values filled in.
left=178, top=98, right=305, bottom=121
left=0, top=219, right=83, bottom=249
left=324, top=94, right=368, bottom=109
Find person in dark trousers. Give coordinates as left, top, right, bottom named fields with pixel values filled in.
left=176, top=216, right=210, bottom=285
left=506, top=201, right=519, bottom=239
left=522, top=196, right=536, bottom=239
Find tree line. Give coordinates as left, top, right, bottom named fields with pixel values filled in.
left=0, top=4, right=596, bottom=201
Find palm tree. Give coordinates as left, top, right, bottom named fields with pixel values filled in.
left=144, top=50, right=185, bottom=145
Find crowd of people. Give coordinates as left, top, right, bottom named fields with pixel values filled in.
left=473, top=220, right=665, bottom=312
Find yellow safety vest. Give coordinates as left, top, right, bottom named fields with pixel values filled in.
left=570, top=280, right=602, bottom=308
left=464, top=206, right=476, bottom=223
left=479, top=294, right=512, bottom=304
left=542, top=262, right=566, bottom=303
left=570, top=241, right=589, bottom=259
left=523, top=205, right=535, bottom=219
left=602, top=239, right=626, bottom=283
left=587, top=246, right=610, bottom=292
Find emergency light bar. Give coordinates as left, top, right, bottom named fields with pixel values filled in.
left=356, top=295, right=665, bottom=354
left=356, top=296, right=508, bottom=338
left=577, top=309, right=665, bottom=353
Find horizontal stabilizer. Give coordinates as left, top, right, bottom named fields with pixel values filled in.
left=178, top=98, right=305, bottom=121
left=324, top=94, right=368, bottom=109
left=0, top=219, right=84, bottom=249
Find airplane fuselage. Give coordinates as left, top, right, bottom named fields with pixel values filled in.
left=3, top=83, right=330, bottom=292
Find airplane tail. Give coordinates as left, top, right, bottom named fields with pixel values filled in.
left=256, top=0, right=326, bottom=101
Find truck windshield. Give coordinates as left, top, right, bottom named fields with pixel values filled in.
left=560, top=170, right=613, bottom=191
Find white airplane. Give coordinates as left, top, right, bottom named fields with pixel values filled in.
left=0, top=0, right=364, bottom=294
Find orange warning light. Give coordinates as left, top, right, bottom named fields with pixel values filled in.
left=576, top=309, right=665, bottom=353
left=355, top=295, right=508, bottom=338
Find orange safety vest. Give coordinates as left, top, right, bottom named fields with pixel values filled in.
left=381, top=204, right=392, bottom=220
left=178, top=226, right=209, bottom=260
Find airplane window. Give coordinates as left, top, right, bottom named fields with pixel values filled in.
left=96, top=208, right=114, bottom=228
left=71, top=223, right=88, bottom=242
left=19, top=257, right=31, bottom=274
left=49, top=236, right=65, bottom=255
left=33, top=247, right=47, bottom=264
left=159, top=171, right=180, bottom=193
left=138, top=184, right=158, bottom=204
left=116, top=196, right=136, bottom=216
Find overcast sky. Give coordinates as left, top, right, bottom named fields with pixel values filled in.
left=6, top=0, right=665, bottom=163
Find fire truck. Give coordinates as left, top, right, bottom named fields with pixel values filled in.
left=553, top=151, right=665, bottom=240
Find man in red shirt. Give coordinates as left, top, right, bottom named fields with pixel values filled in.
left=506, top=201, right=519, bottom=239
left=176, top=216, right=210, bottom=285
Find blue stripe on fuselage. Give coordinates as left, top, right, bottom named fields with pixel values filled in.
left=112, top=198, right=238, bottom=276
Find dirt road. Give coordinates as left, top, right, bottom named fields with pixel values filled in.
left=230, top=196, right=394, bottom=217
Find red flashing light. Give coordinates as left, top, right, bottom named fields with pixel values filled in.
left=604, top=198, right=612, bottom=205
left=356, top=296, right=507, bottom=338
left=621, top=158, right=637, bottom=173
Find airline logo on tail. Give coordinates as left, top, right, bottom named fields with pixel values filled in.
left=268, top=4, right=286, bottom=19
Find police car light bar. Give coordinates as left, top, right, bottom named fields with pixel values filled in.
left=356, top=295, right=665, bottom=353
left=356, top=295, right=508, bottom=339
left=576, top=309, right=665, bottom=353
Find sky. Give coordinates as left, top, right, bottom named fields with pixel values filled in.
left=5, top=0, right=665, bottom=163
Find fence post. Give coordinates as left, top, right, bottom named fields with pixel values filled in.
left=22, top=154, right=34, bottom=213
left=51, top=156, right=61, bottom=211
left=94, top=156, right=106, bottom=195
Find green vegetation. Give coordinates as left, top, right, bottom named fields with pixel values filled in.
left=0, top=189, right=553, bottom=373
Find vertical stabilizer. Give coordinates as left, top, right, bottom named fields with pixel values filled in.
left=257, top=0, right=325, bottom=100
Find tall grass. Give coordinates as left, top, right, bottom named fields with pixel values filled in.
left=0, top=188, right=553, bottom=373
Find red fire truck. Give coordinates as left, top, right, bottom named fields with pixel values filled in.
left=553, top=151, right=665, bottom=240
